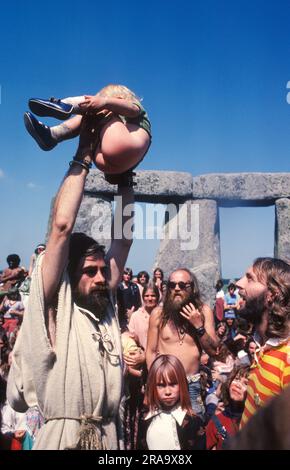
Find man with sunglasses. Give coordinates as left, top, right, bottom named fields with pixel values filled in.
left=146, top=268, right=219, bottom=420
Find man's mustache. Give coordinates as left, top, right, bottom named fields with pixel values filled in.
left=91, top=285, right=108, bottom=292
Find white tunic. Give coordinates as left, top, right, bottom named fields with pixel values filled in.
left=7, top=254, right=124, bottom=450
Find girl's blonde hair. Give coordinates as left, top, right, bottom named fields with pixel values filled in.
left=97, top=84, right=142, bottom=104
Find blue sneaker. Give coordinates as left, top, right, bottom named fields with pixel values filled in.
left=29, top=97, right=73, bottom=120
left=24, top=112, right=57, bottom=151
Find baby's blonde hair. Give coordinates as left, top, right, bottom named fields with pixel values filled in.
left=97, top=84, right=142, bottom=104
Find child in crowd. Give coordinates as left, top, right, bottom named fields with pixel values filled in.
left=24, top=84, right=151, bottom=184
left=212, top=343, right=235, bottom=384
left=138, top=354, right=205, bottom=450
left=0, top=291, right=24, bottom=339
left=215, top=321, right=228, bottom=343
left=121, top=330, right=144, bottom=379
left=121, top=330, right=146, bottom=450
left=206, top=365, right=250, bottom=450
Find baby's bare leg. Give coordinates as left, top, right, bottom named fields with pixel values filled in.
left=94, top=118, right=150, bottom=174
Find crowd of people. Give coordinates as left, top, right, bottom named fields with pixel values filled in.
left=1, top=85, right=290, bottom=451
left=1, top=248, right=290, bottom=450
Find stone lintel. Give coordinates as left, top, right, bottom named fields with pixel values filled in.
left=86, top=171, right=290, bottom=203
left=85, top=169, right=193, bottom=203
left=192, top=173, right=290, bottom=201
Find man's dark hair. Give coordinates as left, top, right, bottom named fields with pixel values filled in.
left=215, top=279, right=224, bottom=291
left=67, top=233, right=106, bottom=287
left=123, top=267, right=133, bottom=279
left=137, top=270, right=150, bottom=284
left=153, top=267, right=164, bottom=280
left=6, top=254, right=20, bottom=266
left=7, top=290, right=21, bottom=301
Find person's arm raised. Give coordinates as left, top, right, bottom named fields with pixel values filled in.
left=146, top=307, right=162, bottom=369
left=42, top=118, right=96, bottom=305
left=0, top=268, right=23, bottom=283
left=106, top=185, right=134, bottom=291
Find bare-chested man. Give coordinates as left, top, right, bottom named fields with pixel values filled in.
left=146, top=268, right=219, bottom=419
left=0, top=254, right=27, bottom=292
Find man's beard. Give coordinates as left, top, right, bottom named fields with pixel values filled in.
left=238, top=291, right=268, bottom=327
left=73, top=286, right=110, bottom=317
left=163, top=290, right=195, bottom=328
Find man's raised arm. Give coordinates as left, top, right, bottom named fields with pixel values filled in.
left=42, top=119, right=96, bottom=305
left=146, top=307, right=162, bottom=369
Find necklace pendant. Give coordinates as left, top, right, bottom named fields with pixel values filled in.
left=176, top=325, right=186, bottom=345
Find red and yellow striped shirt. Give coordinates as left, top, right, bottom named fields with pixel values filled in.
left=240, top=340, right=290, bottom=428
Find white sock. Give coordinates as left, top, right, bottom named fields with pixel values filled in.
left=62, top=96, right=86, bottom=114
left=50, top=122, right=80, bottom=142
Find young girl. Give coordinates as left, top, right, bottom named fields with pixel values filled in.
left=205, top=365, right=250, bottom=450
left=138, top=354, right=205, bottom=450
left=24, top=84, right=151, bottom=184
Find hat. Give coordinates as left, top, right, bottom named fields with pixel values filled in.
left=36, top=243, right=46, bottom=250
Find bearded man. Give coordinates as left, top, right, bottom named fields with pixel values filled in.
left=146, top=268, right=219, bottom=419
left=235, top=257, right=290, bottom=428
left=0, top=254, right=27, bottom=292
left=7, top=117, right=134, bottom=450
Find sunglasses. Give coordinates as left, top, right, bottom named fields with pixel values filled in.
left=167, top=281, right=192, bottom=290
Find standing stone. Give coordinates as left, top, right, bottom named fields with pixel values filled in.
left=74, top=194, right=112, bottom=251
left=154, top=199, right=221, bottom=306
left=191, top=200, right=221, bottom=307
left=154, top=200, right=198, bottom=274
left=274, top=198, right=290, bottom=263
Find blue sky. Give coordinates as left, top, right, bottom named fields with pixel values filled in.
left=0, top=0, right=289, bottom=278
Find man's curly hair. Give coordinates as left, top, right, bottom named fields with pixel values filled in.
left=253, top=257, right=290, bottom=339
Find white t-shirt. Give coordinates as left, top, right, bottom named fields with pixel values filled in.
left=1, top=400, right=26, bottom=434
left=216, top=289, right=224, bottom=299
